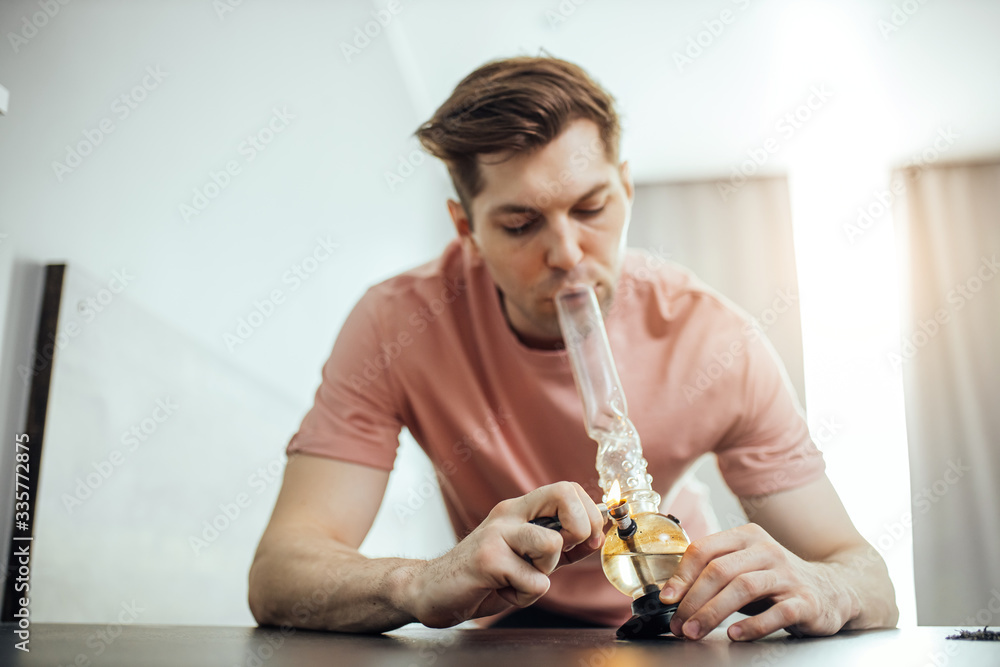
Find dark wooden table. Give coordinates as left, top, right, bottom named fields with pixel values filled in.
left=2, top=623, right=997, bottom=666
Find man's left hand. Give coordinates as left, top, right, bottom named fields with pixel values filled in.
left=660, top=522, right=859, bottom=641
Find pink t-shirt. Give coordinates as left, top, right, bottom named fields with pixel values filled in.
left=286, top=238, right=825, bottom=626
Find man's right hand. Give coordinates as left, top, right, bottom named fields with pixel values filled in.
left=404, top=481, right=605, bottom=628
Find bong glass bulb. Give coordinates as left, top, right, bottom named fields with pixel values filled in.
left=601, top=510, right=690, bottom=600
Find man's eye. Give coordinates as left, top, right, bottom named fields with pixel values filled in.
left=576, top=205, right=606, bottom=217
left=504, top=218, right=539, bottom=235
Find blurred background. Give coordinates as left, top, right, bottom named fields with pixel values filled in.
left=0, top=0, right=997, bottom=631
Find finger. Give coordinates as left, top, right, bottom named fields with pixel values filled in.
left=546, top=481, right=599, bottom=550
left=569, top=482, right=605, bottom=549
left=496, top=580, right=550, bottom=608
left=489, top=550, right=552, bottom=608
left=519, top=482, right=599, bottom=552
left=508, top=523, right=563, bottom=575
left=559, top=530, right=606, bottom=567
left=661, top=523, right=767, bottom=604
left=668, top=546, right=777, bottom=625
left=674, top=569, right=780, bottom=640
left=726, top=599, right=806, bottom=642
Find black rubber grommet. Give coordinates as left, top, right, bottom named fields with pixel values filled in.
left=615, top=590, right=678, bottom=640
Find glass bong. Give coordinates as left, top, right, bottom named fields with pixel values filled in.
left=555, top=282, right=690, bottom=639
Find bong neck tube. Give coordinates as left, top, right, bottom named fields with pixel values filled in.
left=555, top=283, right=661, bottom=514
left=554, top=284, right=626, bottom=435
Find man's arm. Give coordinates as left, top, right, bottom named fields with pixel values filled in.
left=659, top=473, right=899, bottom=641
left=248, top=453, right=605, bottom=633
left=248, top=454, right=411, bottom=632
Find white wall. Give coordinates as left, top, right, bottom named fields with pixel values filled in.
left=0, top=0, right=454, bottom=623
left=0, top=0, right=453, bottom=405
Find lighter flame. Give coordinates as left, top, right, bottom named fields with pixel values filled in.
left=609, top=480, right=621, bottom=503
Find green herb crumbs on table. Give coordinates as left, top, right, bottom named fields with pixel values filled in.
left=946, top=626, right=1000, bottom=641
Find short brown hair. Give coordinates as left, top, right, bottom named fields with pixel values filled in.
left=415, top=55, right=621, bottom=225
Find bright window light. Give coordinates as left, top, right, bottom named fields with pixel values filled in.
left=770, top=1, right=917, bottom=627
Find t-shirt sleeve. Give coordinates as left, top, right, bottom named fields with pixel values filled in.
left=285, top=288, right=404, bottom=470
left=714, top=324, right=826, bottom=498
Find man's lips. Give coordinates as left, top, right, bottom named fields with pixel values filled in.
left=544, top=282, right=603, bottom=301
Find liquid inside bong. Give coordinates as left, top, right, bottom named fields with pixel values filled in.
left=601, top=553, right=682, bottom=596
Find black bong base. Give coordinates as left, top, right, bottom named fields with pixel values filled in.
left=616, top=590, right=679, bottom=640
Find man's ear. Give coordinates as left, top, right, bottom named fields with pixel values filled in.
left=619, top=160, right=635, bottom=205
left=447, top=199, right=481, bottom=259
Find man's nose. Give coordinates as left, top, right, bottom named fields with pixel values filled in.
left=545, top=217, right=584, bottom=271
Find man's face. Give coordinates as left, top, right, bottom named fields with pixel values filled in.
left=447, top=118, right=635, bottom=347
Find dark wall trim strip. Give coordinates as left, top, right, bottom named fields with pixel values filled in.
left=2, top=264, right=65, bottom=622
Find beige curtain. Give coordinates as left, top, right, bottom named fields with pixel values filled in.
left=629, top=177, right=805, bottom=401
left=629, top=176, right=805, bottom=531
left=892, top=160, right=1000, bottom=626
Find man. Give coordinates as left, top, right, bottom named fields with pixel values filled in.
left=248, top=56, right=898, bottom=640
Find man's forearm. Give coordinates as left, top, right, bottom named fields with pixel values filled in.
left=249, top=533, right=425, bottom=633
left=819, top=543, right=900, bottom=631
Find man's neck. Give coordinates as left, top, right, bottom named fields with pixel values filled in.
left=498, top=289, right=565, bottom=351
